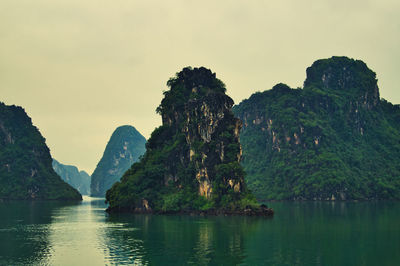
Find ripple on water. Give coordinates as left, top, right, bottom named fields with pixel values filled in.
left=97, top=222, right=148, bottom=265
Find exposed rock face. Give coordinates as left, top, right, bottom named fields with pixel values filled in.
left=161, top=89, right=245, bottom=200
left=106, top=67, right=263, bottom=214
left=52, top=159, right=91, bottom=195
left=0, top=102, right=82, bottom=200
left=90, top=125, right=146, bottom=197
left=233, top=56, right=400, bottom=200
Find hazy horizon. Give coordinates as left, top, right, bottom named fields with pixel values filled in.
left=1, top=0, right=399, bottom=173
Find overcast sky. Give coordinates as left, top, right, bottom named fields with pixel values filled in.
left=1, top=0, right=399, bottom=173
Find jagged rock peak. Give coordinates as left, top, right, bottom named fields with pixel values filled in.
left=151, top=66, right=244, bottom=199
left=304, top=56, right=379, bottom=107
left=157, top=67, right=229, bottom=127
left=105, top=67, right=267, bottom=215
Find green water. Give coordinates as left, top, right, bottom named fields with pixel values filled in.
left=0, top=197, right=399, bottom=265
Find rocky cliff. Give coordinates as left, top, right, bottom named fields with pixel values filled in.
left=0, top=102, right=82, bottom=200
left=90, top=125, right=146, bottom=197
left=233, top=56, right=400, bottom=200
left=52, top=159, right=91, bottom=195
left=106, top=67, right=270, bottom=215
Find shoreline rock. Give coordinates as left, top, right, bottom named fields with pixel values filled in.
left=106, top=204, right=274, bottom=217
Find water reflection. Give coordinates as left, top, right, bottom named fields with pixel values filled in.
left=104, top=214, right=265, bottom=265
left=245, top=201, right=400, bottom=265
left=1, top=198, right=399, bottom=265
left=46, top=197, right=106, bottom=265
left=0, top=200, right=79, bottom=265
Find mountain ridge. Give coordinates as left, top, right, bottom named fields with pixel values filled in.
left=52, top=159, right=91, bottom=195
left=0, top=102, right=82, bottom=200
left=233, top=56, right=400, bottom=200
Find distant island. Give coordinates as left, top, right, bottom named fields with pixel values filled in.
left=91, top=125, right=146, bottom=197
left=106, top=67, right=273, bottom=216
left=0, top=102, right=81, bottom=200
left=233, top=56, right=400, bottom=200
left=53, top=159, right=91, bottom=195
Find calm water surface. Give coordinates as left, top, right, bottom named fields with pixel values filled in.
left=0, top=196, right=399, bottom=265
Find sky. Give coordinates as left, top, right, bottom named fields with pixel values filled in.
left=1, top=0, right=399, bottom=174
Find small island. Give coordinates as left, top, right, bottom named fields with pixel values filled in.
left=106, top=67, right=273, bottom=216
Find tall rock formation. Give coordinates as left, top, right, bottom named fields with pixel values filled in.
left=233, top=56, right=400, bottom=200
left=90, top=125, right=146, bottom=197
left=106, top=67, right=270, bottom=215
left=52, top=159, right=91, bottom=195
left=0, top=102, right=82, bottom=200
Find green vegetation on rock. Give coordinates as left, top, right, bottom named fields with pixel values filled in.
left=0, top=102, right=82, bottom=200
left=233, top=56, right=400, bottom=200
left=91, top=125, right=146, bottom=197
left=106, top=67, right=263, bottom=214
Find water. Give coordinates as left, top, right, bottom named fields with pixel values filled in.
left=0, top=197, right=399, bottom=265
